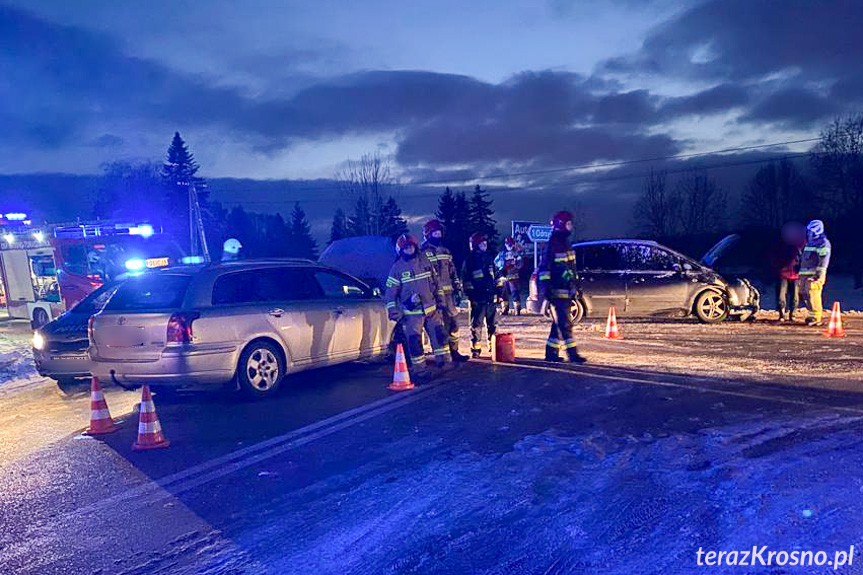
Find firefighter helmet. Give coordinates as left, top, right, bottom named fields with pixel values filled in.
left=504, top=236, right=516, bottom=249
left=469, top=232, right=487, bottom=251
left=806, top=219, right=825, bottom=237
left=395, top=233, right=419, bottom=255
left=223, top=238, right=242, bottom=255
left=551, top=211, right=574, bottom=233
left=423, top=219, right=444, bottom=239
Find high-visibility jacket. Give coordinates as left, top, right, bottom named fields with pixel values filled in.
left=421, top=241, right=461, bottom=299
left=385, top=253, right=441, bottom=317
left=800, top=236, right=831, bottom=280
left=462, top=250, right=496, bottom=302
left=496, top=247, right=524, bottom=281
left=537, top=231, right=577, bottom=300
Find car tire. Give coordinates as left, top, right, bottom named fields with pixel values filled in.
left=571, top=299, right=586, bottom=324
left=694, top=290, right=729, bottom=323
left=55, top=377, right=82, bottom=395
left=237, top=341, right=286, bottom=399
left=32, top=308, right=50, bottom=329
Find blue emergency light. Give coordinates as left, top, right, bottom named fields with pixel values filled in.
left=125, top=259, right=145, bottom=271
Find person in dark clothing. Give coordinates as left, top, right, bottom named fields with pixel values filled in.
left=537, top=211, right=586, bottom=364
left=462, top=233, right=497, bottom=358
left=771, top=222, right=805, bottom=323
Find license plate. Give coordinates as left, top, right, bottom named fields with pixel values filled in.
left=146, top=257, right=170, bottom=268
left=51, top=354, right=89, bottom=361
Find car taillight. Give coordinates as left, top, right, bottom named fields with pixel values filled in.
left=166, top=312, right=200, bottom=344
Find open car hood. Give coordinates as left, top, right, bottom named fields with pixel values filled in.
left=700, top=234, right=740, bottom=268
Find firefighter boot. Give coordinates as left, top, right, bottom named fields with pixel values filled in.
left=451, top=349, right=470, bottom=362
left=567, top=346, right=587, bottom=364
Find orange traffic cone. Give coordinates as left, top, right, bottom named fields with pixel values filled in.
left=388, top=344, right=415, bottom=391
left=605, top=306, right=623, bottom=340
left=824, top=302, right=847, bottom=338
left=86, top=376, right=117, bottom=435
left=132, top=384, right=170, bottom=450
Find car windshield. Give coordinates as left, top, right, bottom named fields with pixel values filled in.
left=70, top=283, right=121, bottom=315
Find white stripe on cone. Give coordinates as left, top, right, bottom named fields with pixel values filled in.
left=138, top=420, right=162, bottom=434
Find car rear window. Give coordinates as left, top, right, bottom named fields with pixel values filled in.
left=105, top=275, right=192, bottom=311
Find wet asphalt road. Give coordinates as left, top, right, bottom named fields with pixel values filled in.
left=2, top=360, right=863, bottom=574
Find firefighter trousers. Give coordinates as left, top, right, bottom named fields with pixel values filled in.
left=403, top=312, right=449, bottom=367
left=469, top=299, right=496, bottom=352
left=805, top=277, right=826, bottom=322
left=439, top=306, right=460, bottom=354
left=547, top=298, right=579, bottom=361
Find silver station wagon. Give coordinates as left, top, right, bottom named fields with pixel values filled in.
left=89, top=260, right=393, bottom=398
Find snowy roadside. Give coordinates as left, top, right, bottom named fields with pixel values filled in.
left=481, top=311, right=863, bottom=391
left=0, top=323, right=45, bottom=396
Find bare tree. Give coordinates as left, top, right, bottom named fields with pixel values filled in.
left=740, top=159, right=810, bottom=230
left=335, top=151, right=401, bottom=236
left=810, top=114, right=863, bottom=220
left=633, top=169, right=677, bottom=238
left=675, top=168, right=726, bottom=236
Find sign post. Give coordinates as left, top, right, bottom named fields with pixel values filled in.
left=526, top=224, right=553, bottom=269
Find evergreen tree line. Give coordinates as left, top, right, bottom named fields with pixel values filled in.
left=91, top=131, right=319, bottom=260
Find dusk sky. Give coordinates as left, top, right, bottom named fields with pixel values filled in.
left=2, top=0, right=862, bottom=235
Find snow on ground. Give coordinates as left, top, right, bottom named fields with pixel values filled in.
left=482, top=310, right=863, bottom=390
left=0, top=322, right=41, bottom=394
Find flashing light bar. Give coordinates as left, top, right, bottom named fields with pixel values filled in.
left=125, top=259, right=145, bottom=271
left=4, top=213, right=27, bottom=221
left=180, top=256, right=205, bottom=265
left=129, top=224, right=155, bottom=238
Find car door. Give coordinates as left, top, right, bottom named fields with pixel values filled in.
left=623, top=245, right=691, bottom=315
left=209, top=268, right=334, bottom=367
left=311, top=269, right=387, bottom=361
left=574, top=244, right=628, bottom=316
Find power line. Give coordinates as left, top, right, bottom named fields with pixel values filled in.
left=229, top=148, right=819, bottom=206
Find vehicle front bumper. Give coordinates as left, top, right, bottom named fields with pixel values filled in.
left=90, top=343, right=240, bottom=387
left=726, top=278, right=760, bottom=314
left=33, top=349, right=92, bottom=379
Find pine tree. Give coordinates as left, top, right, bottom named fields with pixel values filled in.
left=160, top=132, right=206, bottom=249
left=330, top=208, right=350, bottom=243
left=436, top=187, right=457, bottom=234
left=469, top=184, right=498, bottom=249
left=450, top=191, right=472, bottom=271
left=288, top=203, right=318, bottom=259
left=262, top=213, right=291, bottom=257
left=379, top=196, right=408, bottom=239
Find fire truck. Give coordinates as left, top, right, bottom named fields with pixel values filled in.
left=0, top=215, right=184, bottom=327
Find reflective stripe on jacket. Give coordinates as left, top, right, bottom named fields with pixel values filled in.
left=538, top=231, right=577, bottom=300
left=462, top=250, right=496, bottom=301
left=421, top=242, right=461, bottom=297
left=800, top=237, right=831, bottom=278
left=385, top=253, right=441, bottom=316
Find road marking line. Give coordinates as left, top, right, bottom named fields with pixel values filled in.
left=492, top=361, right=863, bottom=416
left=72, top=379, right=447, bottom=519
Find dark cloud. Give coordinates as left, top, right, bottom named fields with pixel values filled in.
left=740, top=87, right=837, bottom=129
left=660, top=83, right=750, bottom=117
left=593, top=90, right=657, bottom=124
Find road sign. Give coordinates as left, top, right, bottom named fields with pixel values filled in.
left=527, top=225, right=553, bottom=243
left=511, top=221, right=537, bottom=246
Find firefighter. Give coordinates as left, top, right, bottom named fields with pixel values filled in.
left=421, top=220, right=469, bottom=362
left=221, top=238, right=243, bottom=262
left=496, top=237, right=524, bottom=315
left=463, top=232, right=497, bottom=358
left=385, top=234, right=451, bottom=374
left=800, top=219, right=832, bottom=326
left=538, top=211, right=586, bottom=363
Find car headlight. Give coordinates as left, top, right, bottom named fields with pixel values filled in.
left=32, top=331, right=46, bottom=351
